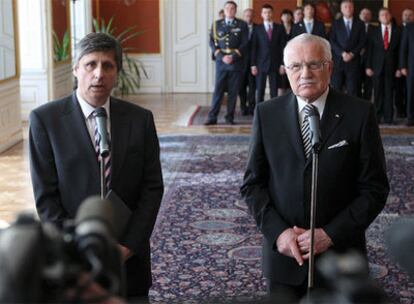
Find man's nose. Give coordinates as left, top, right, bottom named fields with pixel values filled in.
left=94, top=64, right=104, bottom=79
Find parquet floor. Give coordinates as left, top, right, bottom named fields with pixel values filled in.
left=0, top=93, right=412, bottom=225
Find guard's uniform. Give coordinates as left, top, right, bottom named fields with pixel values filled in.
left=207, top=18, right=248, bottom=124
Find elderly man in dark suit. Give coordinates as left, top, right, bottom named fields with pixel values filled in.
left=366, top=8, right=401, bottom=124
left=241, top=33, right=389, bottom=299
left=400, top=21, right=414, bottom=126
left=292, top=3, right=326, bottom=38
left=251, top=3, right=285, bottom=103
left=29, top=33, right=164, bottom=300
left=329, top=0, right=366, bottom=96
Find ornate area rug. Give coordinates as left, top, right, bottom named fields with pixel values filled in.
left=149, top=135, right=414, bottom=303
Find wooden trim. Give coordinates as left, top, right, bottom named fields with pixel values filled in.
left=52, top=0, right=72, bottom=66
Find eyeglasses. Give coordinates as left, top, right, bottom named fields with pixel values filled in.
left=285, top=61, right=329, bottom=73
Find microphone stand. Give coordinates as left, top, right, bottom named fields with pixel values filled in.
left=307, top=144, right=320, bottom=297
left=100, top=156, right=106, bottom=199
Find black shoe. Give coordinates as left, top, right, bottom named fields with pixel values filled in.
left=242, top=110, right=249, bottom=116
left=204, top=120, right=217, bottom=126
left=225, top=119, right=235, bottom=125
left=406, top=120, right=414, bottom=127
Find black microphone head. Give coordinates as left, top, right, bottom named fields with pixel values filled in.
left=93, top=107, right=108, bottom=118
left=75, top=196, right=115, bottom=239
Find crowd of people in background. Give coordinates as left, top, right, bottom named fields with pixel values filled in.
left=207, top=0, right=414, bottom=127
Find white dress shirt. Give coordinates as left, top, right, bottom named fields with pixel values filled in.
left=264, top=21, right=273, bottom=31
left=304, top=18, right=314, bottom=33
left=76, top=90, right=111, bottom=144
left=297, top=87, right=329, bottom=127
left=343, top=17, right=353, bottom=31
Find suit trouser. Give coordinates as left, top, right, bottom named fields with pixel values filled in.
left=395, top=75, right=407, bottom=117
left=407, top=74, right=414, bottom=122
left=373, top=70, right=395, bottom=123
left=360, top=69, right=373, bottom=101
left=239, top=67, right=256, bottom=112
left=331, top=63, right=360, bottom=97
left=256, top=71, right=278, bottom=103
left=208, top=68, right=242, bottom=122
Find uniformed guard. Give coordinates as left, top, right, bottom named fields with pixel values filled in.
left=205, top=0, right=248, bottom=125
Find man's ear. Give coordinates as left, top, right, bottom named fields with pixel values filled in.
left=72, top=65, right=78, bottom=78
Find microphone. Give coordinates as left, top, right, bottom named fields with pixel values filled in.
left=75, top=196, right=123, bottom=295
left=93, top=107, right=110, bottom=158
left=307, top=105, right=322, bottom=152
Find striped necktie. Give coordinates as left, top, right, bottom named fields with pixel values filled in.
left=301, top=104, right=318, bottom=159
left=93, top=110, right=111, bottom=191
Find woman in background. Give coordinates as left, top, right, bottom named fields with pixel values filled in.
left=279, top=9, right=293, bottom=95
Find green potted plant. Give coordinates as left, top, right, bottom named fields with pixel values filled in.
left=53, top=30, right=70, bottom=62
left=93, top=17, right=147, bottom=96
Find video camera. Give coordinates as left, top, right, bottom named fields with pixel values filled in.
left=0, top=196, right=124, bottom=303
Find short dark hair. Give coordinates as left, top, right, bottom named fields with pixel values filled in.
left=303, top=2, right=316, bottom=10
left=74, top=32, right=123, bottom=72
left=281, top=9, right=293, bottom=18
left=378, top=7, right=391, bottom=15
left=341, top=0, right=353, bottom=5
left=262, top=4, right=273, bottom=11
left=294, top=6, right=303, bottom=12
left=224, top=1, right=237, bottom=9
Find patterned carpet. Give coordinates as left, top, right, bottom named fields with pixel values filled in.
left=149, top=135, right=414, bottom=303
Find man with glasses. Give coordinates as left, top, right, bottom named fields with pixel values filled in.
left=241, top=33, right=388, bottom=300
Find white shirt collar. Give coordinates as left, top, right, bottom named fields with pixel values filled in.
left=225, top=18, right=234, bottom=24
left=304, top=18, right=314, bottom=23
left=264, top=21, right=273, bottom=28
left=381, top=23, right=391, bottom=30
left=343, top=16, right=353, bottom=23
left=297, top=87, right=329, bottom=121
left=76, top=90, right=111, bottom=120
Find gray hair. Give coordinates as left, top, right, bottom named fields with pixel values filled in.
left=283, top=33, right=332, bottom=65
left=74, top=32, right=123, bottom=71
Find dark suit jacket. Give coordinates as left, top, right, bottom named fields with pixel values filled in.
left=330, top=18, right=366, bottom=68
left=241, top=89, right=389, bottom=285
left=400, top=23, right=414, bottom=72
left=366, top=25, right=400, bottom=75
left=360, top=24, right=376, bottom=68
left=29, top=93, right=164, bottom=295
left=251, top=23, right=285, bottom=73
left=292, top=20, right=326, bottom=38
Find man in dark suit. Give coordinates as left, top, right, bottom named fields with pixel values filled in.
left=29, top=33, right=164, bottom=300
left=395, top=8, right=414, bottom=118
left=205, top=1, right=248, bottom=125
left=292, top=3, right=326, bottom=38
left=241, top=34, right=389, bottom=299
left=359, top=8, right=375, bottom=101
left=251, top=4, right=285, bottom=103
left=329, top=0, right=366, bottom=96
left=239, top=8, right=257, bottom=115
left=366, top=8, right=401, bottom=124
left=400, top=21, right=414, bottom=126
left=293, top=7, right=304, bottom=24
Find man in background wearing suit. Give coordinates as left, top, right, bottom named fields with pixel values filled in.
left=395, top=8, right=414, bottom=118
left=292, top=2, right=326, bottom=38
left=241, top=33, right=388, bottom=299
left=251, top=4, right=285, bottom=103
left=366, top=8, right=401, bottom=124
left=330, top=0, right=366, bottom=96
left=206, top=1, right=248, bottom=125
left=239, top=8, right=257, bottom=116
left=293, top=7, right=304, bottom=24
left=359, top=8, right=374, bottom=101
left=29, top=33, right=164, bottom=300
left=400, top=19, right=414, bottom=126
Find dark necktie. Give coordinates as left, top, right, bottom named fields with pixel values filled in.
left=267, top=25, right=272, bottom=41
left=301, top=104, right=318, bottom=159
left=384, top=26, right=389, bottom=50
left=93, top=109, right=111, bottom=191
left=346, top=20, right=351, bottom=38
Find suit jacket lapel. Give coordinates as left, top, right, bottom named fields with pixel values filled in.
left=110, top=97, right=131, bottom=186
left=283, top=93, right=306, bottom=164
left=319, top=89, right=343, bottom=151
